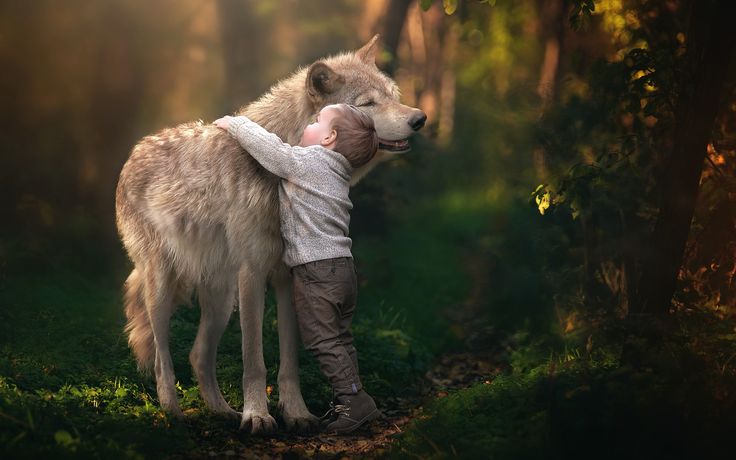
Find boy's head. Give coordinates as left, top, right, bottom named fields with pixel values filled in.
left=299, top=104, right=378, bottom=169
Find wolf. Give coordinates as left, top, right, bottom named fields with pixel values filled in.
left=115, top=36, right=426, bottom=434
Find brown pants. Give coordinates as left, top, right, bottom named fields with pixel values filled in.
left=292, top=257, right=362, bottom=396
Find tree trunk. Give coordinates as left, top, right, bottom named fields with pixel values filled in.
left=632, top=0, right=736, bottom=325
left=380, top=0, right=413, bottom=77
left=79, top=2, right=143, bottom=250
left=536, top=0, right=567, bottom=107
left=216, top=0, right=267, bottom=111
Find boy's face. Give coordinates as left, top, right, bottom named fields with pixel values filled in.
left=299, top=105, right=339, bottom=148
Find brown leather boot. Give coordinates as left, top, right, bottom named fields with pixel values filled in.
left=325, top=390, right=380, bottom=434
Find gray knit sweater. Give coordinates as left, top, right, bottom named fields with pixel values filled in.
left=227, top=116, right=354, bottom=267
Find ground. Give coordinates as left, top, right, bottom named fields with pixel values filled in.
left=4, top=188, right=736, bottom=459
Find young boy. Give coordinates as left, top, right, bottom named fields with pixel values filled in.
left=214, top=104, right=380, bottom=434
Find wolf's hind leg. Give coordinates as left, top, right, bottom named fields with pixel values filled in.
left=238, top=267, right=278, bottom=434
left=272, top=265, right=320, bottom=432
left=190, top=280, right=239, bottom=418
left=142, top=262, right=182, bottom=417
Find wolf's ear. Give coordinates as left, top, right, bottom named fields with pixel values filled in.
left=356, top=34, right=380, bottom=65
left=306, top=62, right=345, bottom=100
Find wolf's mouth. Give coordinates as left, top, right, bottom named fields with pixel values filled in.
left=378, top=138, right=411, bottom=153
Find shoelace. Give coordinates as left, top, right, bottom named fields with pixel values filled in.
left=320, top=402, right=350, bottom=421
left=320, top=401, right=349, bottom=420
left=333, top=404, right=349, bottom=416
left=319, top=404, right=334, bottom=421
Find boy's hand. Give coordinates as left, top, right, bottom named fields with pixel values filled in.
left=213, top=116, right=233, bottom=130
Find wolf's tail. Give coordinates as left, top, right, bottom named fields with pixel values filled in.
left=123, top=268, right=154, bottom=372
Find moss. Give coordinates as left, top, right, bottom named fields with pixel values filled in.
left=0, top=263, right=433, bottom=458
left=395, top=341, right=736, bottom=460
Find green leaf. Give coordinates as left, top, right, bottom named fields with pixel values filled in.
left=443, top=0, right=457, bottom=15
left=536, top=191, right=551, bottom=215
left=54, top=430, right=79, bottom=450
left=114, top=386, right=128, bottom=398
left=54, top=430, right=72, bottom=445
left=419, top=0, right=434, bottom=12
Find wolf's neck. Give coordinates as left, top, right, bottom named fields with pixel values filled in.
left=238, top=69, right=315, bottom=146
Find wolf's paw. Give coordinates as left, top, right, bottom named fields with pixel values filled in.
left=240, top=411, right=278, bottom=434
left=160, top=401, right=185, bottom=420
left=165, top=408, right=186, bottom=420
left=283, top=411, right=320, bottom=433
left=278, top=391, right=320, bottom=433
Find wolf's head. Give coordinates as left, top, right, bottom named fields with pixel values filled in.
left=243, top=35, right=426, bottom=184
left=304, top=36, right=427, bottom=183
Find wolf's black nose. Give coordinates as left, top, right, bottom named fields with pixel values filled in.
left=408, top=111, right=427, bottom=131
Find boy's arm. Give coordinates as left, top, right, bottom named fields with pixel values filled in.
left=219, top=115, right=303, bottom=179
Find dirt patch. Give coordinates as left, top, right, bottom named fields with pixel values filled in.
left=174, top=412, right=412, bottom=459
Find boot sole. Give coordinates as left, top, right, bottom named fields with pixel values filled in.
left=330, top=408, right=381, bottom=435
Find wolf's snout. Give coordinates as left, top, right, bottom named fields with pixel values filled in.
left=408, top=111, right=427, bottom=132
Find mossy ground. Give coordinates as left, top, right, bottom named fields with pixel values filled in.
left=0, top=263, right=427, bottom=459
left=393, top=320, right=736, bottom=460
left=3, top=174, right=736, bottom=459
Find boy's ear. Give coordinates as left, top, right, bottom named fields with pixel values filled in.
left=322, top=129, right=337, bottom=147
left=306, top=62, right=345, bottom=102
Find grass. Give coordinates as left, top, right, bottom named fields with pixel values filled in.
left=0, top=167, right=505, bottom=458
left=0, top=181, right=490, bottom=458
left=0, top=147, right=564, bottom=457
left=0, top=260, right=439, bottom=457
left=0, top=265, right=418, bottom=457
left=7, top=154, right=735, bottom=459
left=0, top=268, right=191, bottom=459
left=393, top=320, right=736, bottom=460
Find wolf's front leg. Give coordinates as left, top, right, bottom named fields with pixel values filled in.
left=238, top=268, right=278, bottom=434
left=272, top=266, right=320, bottom=433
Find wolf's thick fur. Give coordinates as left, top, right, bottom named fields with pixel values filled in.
left=115, top=36, right=425, bottom=433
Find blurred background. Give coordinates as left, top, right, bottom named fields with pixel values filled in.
left=0, top=0, right=649, bottom=275
left=1, top=0, right=735, bottom=457
left=3, top=0, right=733, bottom=327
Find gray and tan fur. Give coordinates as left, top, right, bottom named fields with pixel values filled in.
left=115, top=36, right=426, bottom=434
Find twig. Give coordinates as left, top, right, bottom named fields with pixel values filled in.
left=0, top=410, right=31, bottom=429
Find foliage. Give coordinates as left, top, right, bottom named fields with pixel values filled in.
left=395, top=324, right=736, bottom=459
left=528, top=1, right=704, bottom=321
left=391, top=2, right=736, bottom=456
left=569, top=0, right=596, bottom=30
left=529, top=0, right=736, bottom=329
left=678, top=85, right=736, bottom=315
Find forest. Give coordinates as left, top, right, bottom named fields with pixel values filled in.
left=1, top=0, right=736, bottom=458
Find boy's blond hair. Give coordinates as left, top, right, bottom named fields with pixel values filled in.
left=329, top=104, right=379, bottom=168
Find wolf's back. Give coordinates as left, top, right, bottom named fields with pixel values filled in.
left=115, top=122, right=280, bottom=280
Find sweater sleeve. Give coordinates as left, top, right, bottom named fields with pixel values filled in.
left=226, top=116, right=304, bottom=179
